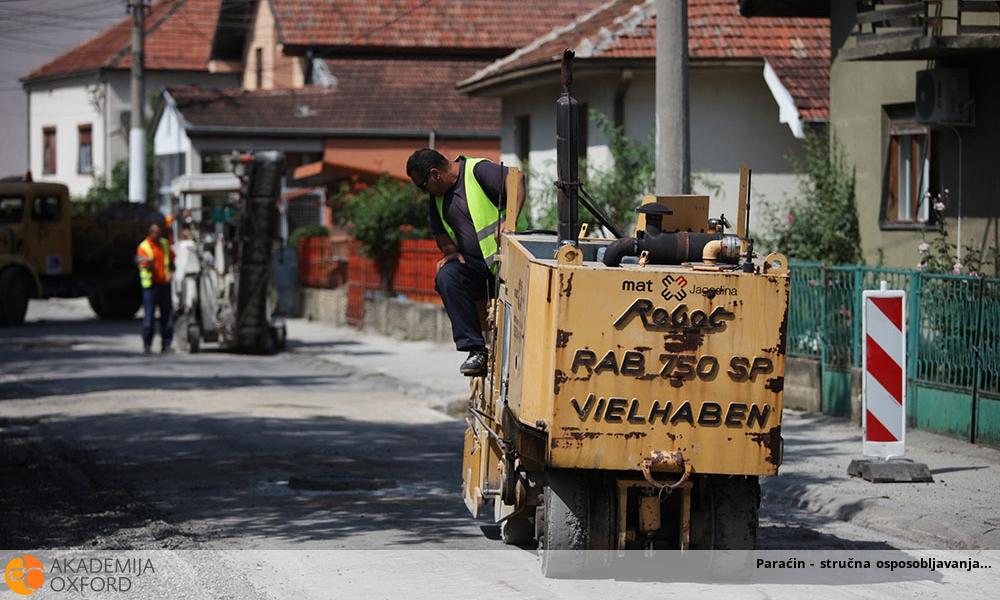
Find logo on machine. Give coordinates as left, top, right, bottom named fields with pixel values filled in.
left=661, top=275, right=688, bottom=301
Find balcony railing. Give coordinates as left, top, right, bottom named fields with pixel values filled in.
left=846, top=0, right=1000, bottom=59
left=855, top=0, right=999, bottom=38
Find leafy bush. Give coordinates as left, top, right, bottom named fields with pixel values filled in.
left=340, top=175, right=428, bottom=294
left=529, top=109, right=655, bottom=233
left=289, top=224, right=330, bottom=250
left=80, top=136, right=156, bottom=204
left=760, top=130, right=861, bottom=263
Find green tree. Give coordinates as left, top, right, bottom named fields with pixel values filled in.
left=79, top=139, right=156, bottom=204
left=340, top=175, right=429, bottom=295
left=761, top=130, right=861, bottom=264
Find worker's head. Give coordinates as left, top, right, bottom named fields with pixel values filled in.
left=148, top=224, right=161, bottom=241
left=406, top=148, right=453, bottom=196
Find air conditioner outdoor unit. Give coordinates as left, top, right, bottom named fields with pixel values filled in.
left=916, top=68, right=972, bottom=125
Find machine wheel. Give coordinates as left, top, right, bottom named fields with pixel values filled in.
left=187, top=324, right=201, bottom=354
left=0, top=267, right=30, bottom=325
left=539, top=470, right=614, bottom=577
left=269, top=323, right=286, bottom=352
left=691, top=475, right=760, bottom=550
left=500, top=516, right=534, bottom=546
left=88, top=284, right=141, bottom=319
left=175, top=314, right=202, bottom=354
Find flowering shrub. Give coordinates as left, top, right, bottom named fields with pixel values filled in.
left=917, top=189, right=998, bottom=277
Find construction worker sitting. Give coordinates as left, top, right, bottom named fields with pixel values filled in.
left=405, top=148, right=525, bottom=376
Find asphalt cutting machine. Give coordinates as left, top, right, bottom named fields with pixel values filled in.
left=461, top=51, right=789, bottom=576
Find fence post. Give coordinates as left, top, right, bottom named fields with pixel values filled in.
left=907, top=273, right=922, bottom=425
left=819, top=264, right=827, bottom=363
left=970, top=277, right=986, bottom=444
left=852, top=266, right=864, bottom=367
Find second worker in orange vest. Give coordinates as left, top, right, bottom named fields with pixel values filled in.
left=136, top=223, right=175, bottom=354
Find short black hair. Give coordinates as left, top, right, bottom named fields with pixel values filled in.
left=406, top=148, right=449, bottom=180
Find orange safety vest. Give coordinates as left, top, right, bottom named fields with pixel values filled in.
left=136, top=237, right=172, bottom=288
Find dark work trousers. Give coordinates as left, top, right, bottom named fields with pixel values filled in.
left=142, top=283, right=174, bottom=349
left=435, top=256, right=494, bottom=352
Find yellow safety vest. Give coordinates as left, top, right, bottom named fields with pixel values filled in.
left=434, top=157, right=526, bottom=272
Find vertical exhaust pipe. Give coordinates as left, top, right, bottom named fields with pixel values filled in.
left=555, top=49, right=580, bottom=248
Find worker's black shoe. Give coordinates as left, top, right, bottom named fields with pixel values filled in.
left=460, top=350, right=488, bottom=376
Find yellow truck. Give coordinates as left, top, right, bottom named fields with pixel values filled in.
left=0, top=177, right=160, bottom=325
left=461, top=51, right=789, bottom=575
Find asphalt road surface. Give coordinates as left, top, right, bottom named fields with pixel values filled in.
left=2, top=299, right=994, bottom=598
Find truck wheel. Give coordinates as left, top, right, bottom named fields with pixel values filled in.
left=539, top=470, right=614, bottom=577
left=692, top=475, right=760, bottom=550
left=0, top=267, right=30, bottom=325
left=88, top=285, right=141, bottom=319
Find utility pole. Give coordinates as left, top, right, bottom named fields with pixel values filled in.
left=655, top=0, right=690, bottom=195
left=128, top=0, right=146, bottom=203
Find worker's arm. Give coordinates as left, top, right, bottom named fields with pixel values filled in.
left=435, top=233, right=465, bottom=271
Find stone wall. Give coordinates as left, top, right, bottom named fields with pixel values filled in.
left=362, top=296, right=453, bottom=344
left=784, top=356, right=822, bottom=413
left=301, top=287, right=348, bottom=327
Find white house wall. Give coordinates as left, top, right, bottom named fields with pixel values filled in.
left=28, top=70, right=238, bottom=198
left=498, top=66, right=804, bottom=240
left=106, top=70, right=240, bottom=177
left=28, top=75, right=105, bottom=197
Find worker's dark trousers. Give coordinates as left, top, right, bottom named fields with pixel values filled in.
left=142, top=283, right=174, bottom=349
left=435, top=256, right=494, bottom=352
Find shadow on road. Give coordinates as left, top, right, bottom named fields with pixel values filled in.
left=0, top=407, right=484, bottom=550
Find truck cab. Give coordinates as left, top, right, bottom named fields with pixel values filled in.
left=0, top=177, right=156, bottom=325
left=0, top=180, right=72, bottom=324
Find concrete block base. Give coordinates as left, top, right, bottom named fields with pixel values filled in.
left=847, top=459, right=934, bottom=483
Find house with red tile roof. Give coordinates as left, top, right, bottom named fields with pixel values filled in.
left=741, top=0, right=1000, bottom=273
left=21, top=0, right=239, bottom=197
left=457, top=0, right=830, bottom=236
left=150, top=0, right=607, bottom=226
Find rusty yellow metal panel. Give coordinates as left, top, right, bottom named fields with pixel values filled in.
left=498, top=243, right=560, bottom=428
left=497, top=234, right=788, bottom=477
left=636, top=195, right=710, bottom=234
left=548, top=265, right=787, bottom=475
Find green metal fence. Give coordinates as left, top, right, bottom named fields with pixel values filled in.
left=788, top=261, right=1000, bottom=447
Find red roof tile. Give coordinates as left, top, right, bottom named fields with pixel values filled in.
left=270, top=0, right=606, bottom=51
left=24, top=0, right=221, bottom=82
left=166, top=59, right=499, bottom=134
left=462, top=0, right=830, bottom=121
